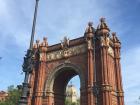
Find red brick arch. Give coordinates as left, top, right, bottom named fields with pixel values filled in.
left=44, top=63, right=85, bottom=93
left=27, top=22, right=124, bottom=105
left=43, top=63, right=85, bottom=105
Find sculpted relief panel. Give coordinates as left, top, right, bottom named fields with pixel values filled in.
left=108, top=46, right=114, bottom=57
left=46, top=44, right=87, bottom=62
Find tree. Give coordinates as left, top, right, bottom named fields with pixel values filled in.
left=77, top=98, right=80, bottom=105
left=0, top=85, right=21, bottom=105
left=65, top=98, right=80, bottom=105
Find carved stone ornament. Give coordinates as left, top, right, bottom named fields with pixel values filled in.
left=111, top=91, right=117, bottom=96
left=100, top=36, right=110, bottom=47
left=47, top=44, right=86, bottom=61
left=39, top=53, right=47, bottom=61
left=87, top=39, right=93, bottom=50
left=108, top=46, right=114, bottom=57
left=22, top=49, right=34, bottom=73
left=61, top=36, right=70, bottom=50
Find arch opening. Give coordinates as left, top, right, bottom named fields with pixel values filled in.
left=65, top=76, right=80, bottom=105
left=44, top=63, right=84, bottom=105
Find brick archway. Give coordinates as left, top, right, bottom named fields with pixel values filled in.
left=44, top=63, right=85, bottom=105
left=27, top=21, right=124, bottom=105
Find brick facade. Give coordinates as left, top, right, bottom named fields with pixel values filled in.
left=27, top=18, right=124, bottom=105
left=0, top=91, right=8, bottom=102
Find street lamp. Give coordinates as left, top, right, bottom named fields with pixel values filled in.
left=19, top=0, right=40, bottom=105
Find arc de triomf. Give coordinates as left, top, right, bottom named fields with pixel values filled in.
left=22, top=18, right=124, bottom=105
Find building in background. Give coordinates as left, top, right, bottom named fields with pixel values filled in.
left=0, top=91, right=8, bottom=102
left=66, top=83, right=79, bottom=104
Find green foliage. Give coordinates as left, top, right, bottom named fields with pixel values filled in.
left=77, top=98, right=80, bottom=105
left=0, top=85, right=21, bottom=105
left=65, top=98, right=80, bottom=105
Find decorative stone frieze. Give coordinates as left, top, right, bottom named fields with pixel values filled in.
left=46, top=44, right=87, bottom=61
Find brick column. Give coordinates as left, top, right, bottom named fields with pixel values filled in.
left=95, top=18, right=112, bottom=105
left=34, top=62, right=46, bottom=105
left=87, top=46, right=95, bottom=105
left=33, top=38, right=48, bottom=105
left=85, top=22, right=95, bottom=105
left=112, top=33, right=124, bottom=105
left=99, top=44, right=112, bottom=105
left=27, top=69, right=35, bottom=105
left=28, top=47, right=39, bottom=105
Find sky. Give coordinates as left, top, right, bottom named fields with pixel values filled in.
left=0, top=0, right=140, bottom=104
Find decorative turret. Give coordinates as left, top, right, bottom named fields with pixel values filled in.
left=33, top=37, right=48, bottom=51
left=111, top=32, right=121, bottom=59
left=41, top=37, right=48, bottom=47
left=84, top=22, right=95, bottom=38
left=112, top=32, right=120, bottom=43
left=111, top=33, right=124, bottom=105
left=96, top=18, right=110, bottom=36
left=84, top=22, right=95, bottom=50
left=33, top=40, right=40, bottom=49
left=61, top=36, right=70, bottom=50
left=33, top=37, right=48, bottom=62
left=40, top=37, right=48, bottom=52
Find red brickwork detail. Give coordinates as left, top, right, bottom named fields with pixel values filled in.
left=27, top=21, right=124, bottom=105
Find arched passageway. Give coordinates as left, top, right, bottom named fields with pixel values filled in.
left=44, top=63, right=85, bottom=105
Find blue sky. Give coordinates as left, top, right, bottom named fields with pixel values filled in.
left=0, top=0, right=140, bottom=104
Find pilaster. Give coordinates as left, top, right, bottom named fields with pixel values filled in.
left=33, top=38, right=48, bottom=105
left=112, top=33, right=124, bottom=105
left=95, top=18, right=112, bottom=105
left=85, top=22, right=95, bottom=105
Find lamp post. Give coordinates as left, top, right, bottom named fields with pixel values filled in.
left=19, top=0, right=40, bottom=105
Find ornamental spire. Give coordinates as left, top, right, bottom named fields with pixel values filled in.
left=84, top=22, right=95, bottom=38
left=97, top=17, right=110, bottom=30
left=96, top=17, right=110, bottom=36
left=112, top=32, right=120, bottom=43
